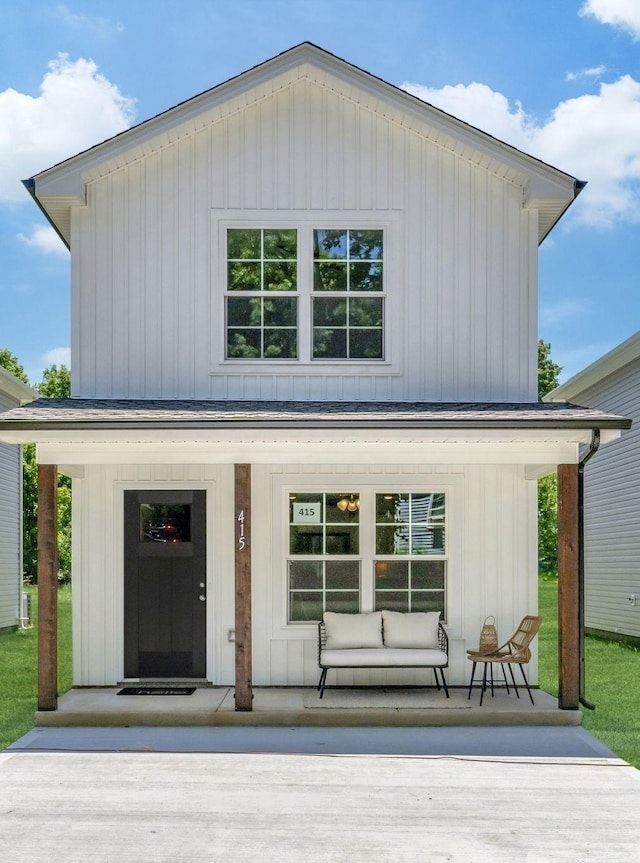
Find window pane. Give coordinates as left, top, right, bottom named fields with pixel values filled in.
left=290, top=593, right=323, bottom=622
left=325, top=525, right=359, bottom=555
left=264, top=297, right=297, bottom=326
left=376, top=525, right=410, bottom=555
left=264, top=261, right=297, bottom=291
left=314, top=261, right=347, bottom=291
left=349, top=230, right=383, bottom=260
left=228, top=229, right=261, bottom=259
left=326, top=493, right=360, bottom=523
left=412, top=526, right=445, bottom=554
left=411, top=560, right=446, bottom=589
left=349, top=328, right=383, bottom=360
left=350, top=262, right=383, bottom=292
left=374, top=591, right=408, bottom=612
left=140, top=504, right=191, bottom=543
left=348, top=298, right=383, bottom=327
left=314, top=229, right=347, bottom=259
left=228, top=261, right=261, bottom=291
left=411, top=593, right=445, bottom=615
left=227, top=297, right=261, bottom=327
left=263, top=229, right=297, bottom=259
left=326, top=560, right=360, bottom=590
left=375, top=560, right=408, bottom=589
left=313, top=328, right=347, bottom=359
left=227, top=330, right=261, bottom=358
left=264, top=328, right=297, bottom=359
left=289, top=561, right=323, bottom=589
left=290, top=525, right=323, bottom=555
left=325, top=592, right=360, bottom=613
left=313, top=297, right=347, bottom=326
left=376, top=494, right=408, bottom=523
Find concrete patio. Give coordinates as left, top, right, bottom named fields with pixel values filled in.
left=34, top=685, right=582, bottom=727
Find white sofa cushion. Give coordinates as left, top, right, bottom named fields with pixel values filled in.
left=320, top=647, right=448, bottom=667
left=323, top=611, right=383, bottom=650
left=382, top=610, right=440, bottom=649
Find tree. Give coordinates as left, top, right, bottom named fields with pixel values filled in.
left=538, top=340, right=561, bottom=573
left=0, top=348, right=29, bottom=383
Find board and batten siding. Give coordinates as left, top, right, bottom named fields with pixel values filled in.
left=0, top=392, right=22, bottom=630
left=71, top=76, right=537, bottom=402
left=71, top=460, right=537, bottom=687
left=577, top=356, right=640, bottom=640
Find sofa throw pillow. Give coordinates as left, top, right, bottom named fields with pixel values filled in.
left=323, top=611, right=383, bottom=650
left=382, top=610, right=440, bottom=649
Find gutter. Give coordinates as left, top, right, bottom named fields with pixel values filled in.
left=578, top=429, right=600, bottom=710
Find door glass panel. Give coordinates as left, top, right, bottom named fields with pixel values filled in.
left=140, top=504, right=191, bottom=543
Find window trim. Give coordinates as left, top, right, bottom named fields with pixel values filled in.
left=211, top=210, right=401, bottom=374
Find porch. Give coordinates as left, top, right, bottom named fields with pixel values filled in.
left=34, top=685, right=580, bottom=727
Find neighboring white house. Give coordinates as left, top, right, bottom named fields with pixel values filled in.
left=546, top=332, right=640, bottom=645
left=0, top=43, right=629, bottom=711
left=0, top=367, right=36, bottom=632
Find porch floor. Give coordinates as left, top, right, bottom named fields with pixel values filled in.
left=35, top=685, right=581, bottom=727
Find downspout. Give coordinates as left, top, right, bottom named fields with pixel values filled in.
left=578, top=429, right=600, bottom=710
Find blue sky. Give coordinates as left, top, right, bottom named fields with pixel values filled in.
left=1, top=0, right=639, bottom=385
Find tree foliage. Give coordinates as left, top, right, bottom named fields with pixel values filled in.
left=538, top=339, right=561, bottom=573
left=0, top=351, right=71, bottom=584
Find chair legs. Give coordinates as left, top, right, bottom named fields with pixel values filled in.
left=467, top=660, right=535, bottom=705
left=317, top=667, right=328, bottom=698
left=433, top=667, right=450, bottom=698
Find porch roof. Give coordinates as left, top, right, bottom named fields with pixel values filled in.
left=0, top=397, right=630, bottom=432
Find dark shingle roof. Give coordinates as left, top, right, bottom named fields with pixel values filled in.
left=0, top=399, right=630, bottom=431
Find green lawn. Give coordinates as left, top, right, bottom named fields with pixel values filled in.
left=538, top=575, right=640, bottom=768
left=1, top=582, right=640, bottom=766
left=0, top=586, right=72, bottom=750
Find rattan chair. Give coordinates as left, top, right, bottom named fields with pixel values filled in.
left=467, top=615, right=542, bottom=706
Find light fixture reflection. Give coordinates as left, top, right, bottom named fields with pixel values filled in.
left=337, top=494, right=359, bottom=512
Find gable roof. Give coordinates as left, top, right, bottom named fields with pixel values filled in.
left=25, top=42, right=582, bottom=248
left=545, top=330, right=640, bottom=403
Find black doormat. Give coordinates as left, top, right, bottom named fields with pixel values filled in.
left=117, top=687, right=196, bottom=696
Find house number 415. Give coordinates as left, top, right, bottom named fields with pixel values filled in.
left=237, top=509, right=246, bottom=550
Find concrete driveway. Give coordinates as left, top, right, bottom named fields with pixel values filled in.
left=2, top=727, right=640, bottom=862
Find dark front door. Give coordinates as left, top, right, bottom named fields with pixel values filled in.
left=124, top=490, right=206, bottom=678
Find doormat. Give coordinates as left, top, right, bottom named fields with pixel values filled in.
left=117, top=687, right=196, bottom=696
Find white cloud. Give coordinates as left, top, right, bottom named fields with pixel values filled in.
left=54, top=4, right=125, bottom=35
left=539, top=299, right=593, bottom=328
left=580, top=0, right=640, bottom=39
left=0, top=54, right=135, bottom=202
left=42, top=347, right=71, bottom=369
left=17, top=225, right=68, bottom=256
left=402, top=75, right=640, bottom=227
left=565, top=65, right=607, bottom=82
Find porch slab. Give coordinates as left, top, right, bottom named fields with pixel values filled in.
left=34, top=686, right=582, bottom=727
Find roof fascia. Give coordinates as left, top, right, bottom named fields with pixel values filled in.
left=0, top=367, right=38, bottom=405
left=545, top=330, right=640, bottom=402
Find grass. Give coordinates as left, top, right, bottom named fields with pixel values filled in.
left=538, top=574, right=640, bottom=768
left=1, top=581, right=639, bottom=766
left=0, top=586, right=72, bottom=750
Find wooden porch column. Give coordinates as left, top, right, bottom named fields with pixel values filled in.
left=557, top=463, right=580, bottom=710
left=38, top=463, right=58, bottom=711
left=234, top=464, right=252, bottom=711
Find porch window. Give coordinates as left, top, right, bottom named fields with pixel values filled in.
left=288, top=493, right=360, bottom=622
left=312, top=229, right=384, bottom=360
left=374, top=493, right=446, bottom=618
left=226, top=228, right=298, bottom=359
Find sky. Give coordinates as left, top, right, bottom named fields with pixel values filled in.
left=1, top=0, right=639, bottom=385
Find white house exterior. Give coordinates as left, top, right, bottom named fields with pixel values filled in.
left=546, top=332, right=640, bottom=644
left=0, top=44, right=629, bottom=710
left=0, top=367, right=36, bottom=631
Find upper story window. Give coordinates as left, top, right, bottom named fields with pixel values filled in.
left=226, top=228, right=298, bottom=359
left=313, top=229, right=384, bottom=360
left=224, top=226, right=385, bottom=362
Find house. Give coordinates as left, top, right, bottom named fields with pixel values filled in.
left=0, top=367, right=36, bottom=632
left=546, top=332, right=640, bottom=645
left=0, top=43, right=630, bottom=713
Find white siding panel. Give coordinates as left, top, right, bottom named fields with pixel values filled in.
left=578, top=358, right=640, bottom=638
left=73, top=80, right=536, bottom=402
left=0, top=442, right=21, bottom=629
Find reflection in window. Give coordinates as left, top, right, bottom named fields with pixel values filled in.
left=140, top=504, right=191, bottom=543
left=287, top=492, right=360, bottom=622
